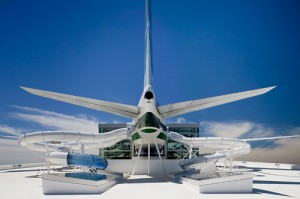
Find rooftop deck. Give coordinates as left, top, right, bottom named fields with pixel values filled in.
left=0, top=162, right=299, bottom=199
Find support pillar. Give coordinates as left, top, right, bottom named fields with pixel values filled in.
left=153, top=138, right=166, bottom=176
left=132, top=140, right=143, bottom=176
left=148, top=140, right=150, bottom=175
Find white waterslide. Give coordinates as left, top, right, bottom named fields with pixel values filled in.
left=169, top=131, right=251, bottom=156
left=18, top=128, right=128, bottom=152
left=169, top=131, right=300, bottom=170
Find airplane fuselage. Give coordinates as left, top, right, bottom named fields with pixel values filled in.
left=131, top=85, right=168, bottom=151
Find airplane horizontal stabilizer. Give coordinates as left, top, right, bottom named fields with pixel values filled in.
left=20, top=87, right=139, bottom=119
left=158, top=86, right=276, bottom=119
left=242, top=135, right=300, bottom=142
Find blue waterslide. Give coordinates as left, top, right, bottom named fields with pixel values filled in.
left=67, top=153, right=108, bottom=170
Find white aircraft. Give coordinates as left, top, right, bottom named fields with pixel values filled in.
left=3, top=0, right=299, bottom=172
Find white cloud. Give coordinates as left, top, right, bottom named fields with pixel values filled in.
left=112, top=120, right=123, bottom=124
left=199, top=121, right=300, bottom=164
left=10, top=106, right=102, bottom=133
left=164, top=117, right=194, bottom=124
left=200, top=121, right=274, bottom=138
left=198, top=120, right=300, bottom=164
left=0, top=139, right=45, bottom=165
left=0, top=124, right=27, bottom=136
left=239, top=137, right=300, bottom=164
left=287, top=127, right=300, bottom=135
left=176, top=117, right=187, bottom=124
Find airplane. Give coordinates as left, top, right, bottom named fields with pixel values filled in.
left=2, top=0, right=299, bottom=174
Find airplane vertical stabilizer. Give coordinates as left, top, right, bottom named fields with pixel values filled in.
left=144, top=0, right=153, bottom=88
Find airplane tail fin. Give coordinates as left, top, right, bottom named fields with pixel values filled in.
left=144, top=0, right=153, bottom=88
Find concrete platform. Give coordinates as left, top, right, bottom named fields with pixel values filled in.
left=181, top=173, right=254, bottom=193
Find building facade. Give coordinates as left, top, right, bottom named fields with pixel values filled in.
left=98, top=123, right=199, bottom=159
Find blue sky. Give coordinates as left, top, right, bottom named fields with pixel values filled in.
left=0, top=0, right=300, bottom=163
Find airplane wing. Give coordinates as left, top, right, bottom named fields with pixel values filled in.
left=20, top=87, right=139, bottom=119
left=158, top=86, right=276, bottom=119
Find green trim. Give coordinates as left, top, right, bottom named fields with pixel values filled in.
left=136, top=112, right=160, bottom=129
left=141, top=128, right=157, bottom=133
left=157, top=132, right=167, bottom=141
left=132, top=132, right=142, bottom=141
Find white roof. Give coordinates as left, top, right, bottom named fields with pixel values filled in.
left=0, top=162, right=299, bottom=199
